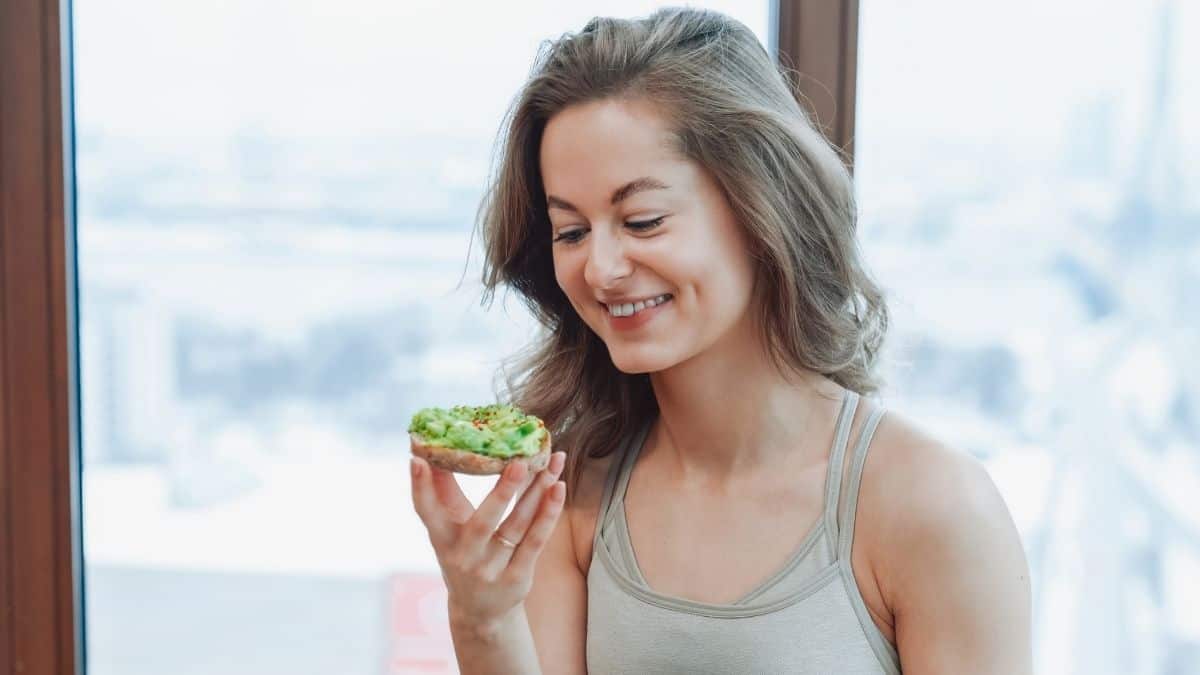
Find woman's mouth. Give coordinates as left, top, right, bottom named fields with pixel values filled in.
left=601, top=293, right=673, bottom=331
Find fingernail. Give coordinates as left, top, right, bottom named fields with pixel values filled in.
left=410, top=457, right=421, bottom=478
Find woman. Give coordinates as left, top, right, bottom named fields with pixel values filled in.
left=410, top=8, right=1032, bottom=674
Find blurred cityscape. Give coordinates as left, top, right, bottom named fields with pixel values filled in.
left=75, top=1, right=1197, bottom=674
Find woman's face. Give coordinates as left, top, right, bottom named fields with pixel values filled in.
left=540, top=98, right=758, bottom=374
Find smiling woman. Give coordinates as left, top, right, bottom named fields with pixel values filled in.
left=403, top=5, right=1032, bottom=675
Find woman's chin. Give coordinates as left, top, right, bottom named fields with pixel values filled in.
left=607, top=348, right=675, bottom=375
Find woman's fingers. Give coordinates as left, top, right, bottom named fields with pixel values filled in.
left=480, top=452, right=566, bottom=576
left=414, top=451, right=564, bottom=573
left=505, top=480, right=567, bottom=580
left=429, top=465, right=474, bottom=524
left=410, top=457, right=454, bottom=545
left=459, top=458, right=530, bottom=561
left=502, top=453, right=565, bottom=537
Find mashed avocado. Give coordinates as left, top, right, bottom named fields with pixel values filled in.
left=408, top=404, right=547, bottom=458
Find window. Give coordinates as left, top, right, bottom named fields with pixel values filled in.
left=856, top=0, right=1200, bottom=671
left=19, top=2, right=1191, bottom=673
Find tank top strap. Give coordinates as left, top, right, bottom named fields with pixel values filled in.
left=821, top=389, right=861, bottom=545
left=593, top=419, right=653, bottom=555
left=834, top=403, right=887, bottom=560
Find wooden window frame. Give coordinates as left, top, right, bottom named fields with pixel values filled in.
left=0, top=2, right=855, bottom=673
left=1, top=0, right=84, bottom=672
left=772, top=0, right=860, bottom=165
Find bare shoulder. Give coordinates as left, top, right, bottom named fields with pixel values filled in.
left=858, top=408, right=1024, bottom=588
left=566, top=450, right=621, bottom=574
left=858, top=407, right=1033, bottom=672
left=859, top=409, right=1007, bottom=534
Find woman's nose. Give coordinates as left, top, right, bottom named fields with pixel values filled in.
left=583, top=228, right=633, bottom=290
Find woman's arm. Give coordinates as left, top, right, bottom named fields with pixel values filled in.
left=875, top=439, right=1033, bottom=674
left=524, top=507, right=589, bottom=674
left=447, top=604, right=541, bottom=675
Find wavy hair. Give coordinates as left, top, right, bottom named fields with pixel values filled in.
left=477, top=7, right=889, bottom=499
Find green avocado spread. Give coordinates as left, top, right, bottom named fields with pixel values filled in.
left=408, top=404, right=547, bottom=458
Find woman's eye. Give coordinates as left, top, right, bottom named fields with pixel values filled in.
left=553, top=228, right=586, bottom=244
left=626, top=216, right=666, bottom=232
left=553, top=217, right=664, bottom=245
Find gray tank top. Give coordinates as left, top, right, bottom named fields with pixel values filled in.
left=585, top=389, right=902, bottom=674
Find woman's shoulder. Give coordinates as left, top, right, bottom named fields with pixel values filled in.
left=856, top=405, right=1028, bottom=617
left=860, top=407, right=997, bottom=517
left=855, top=405, right=1033, bottom=665
left=858, top=407, right=1011, bottom=555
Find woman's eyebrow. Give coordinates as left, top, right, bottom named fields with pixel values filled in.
left=610, top=177, right=670, bottom=204
left=546, top=177, right=671, bottom=212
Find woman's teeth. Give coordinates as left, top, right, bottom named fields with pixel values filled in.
left=605, top=294, right=672, bottom=317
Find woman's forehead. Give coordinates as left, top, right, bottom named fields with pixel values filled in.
left=540, top=100, right=691, bottom=197
left=542, top=100, right=678, bottom=160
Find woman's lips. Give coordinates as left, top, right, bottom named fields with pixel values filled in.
left=603, top=296, right=672, bottom=332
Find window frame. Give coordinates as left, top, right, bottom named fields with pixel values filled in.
left=0, top=2, right=855, bottom=673
left=772, top=0, right=860, bottom=163
left=0, top=0, right=83, bottom=673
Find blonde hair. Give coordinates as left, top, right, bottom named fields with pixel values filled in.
left=478, top=7, right=889, bottom=498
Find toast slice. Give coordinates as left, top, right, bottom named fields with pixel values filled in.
left=409, top=430, right=552, bottom=475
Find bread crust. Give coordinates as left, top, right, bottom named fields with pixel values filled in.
left=409, top=431, right=551, bottom=475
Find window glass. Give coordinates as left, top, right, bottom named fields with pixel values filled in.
left=857, top=1, right=1200, bottom=672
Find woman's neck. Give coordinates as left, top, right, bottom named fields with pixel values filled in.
left=647, top=327, right=842, bottom=485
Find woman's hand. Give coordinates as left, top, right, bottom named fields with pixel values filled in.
left=410, top=451, right=567, bottom=630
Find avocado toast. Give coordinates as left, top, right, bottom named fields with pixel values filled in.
left=408, top=404, right=551, bottom=475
